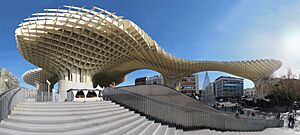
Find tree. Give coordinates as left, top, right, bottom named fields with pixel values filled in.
left=264, top=68, right=300, bottom=108
left=287, top=68, right=293, bottom=79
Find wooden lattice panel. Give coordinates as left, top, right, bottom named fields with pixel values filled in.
left=17, top=6, right=282, bottom=88
left=23, top=68, right=58, bottom=87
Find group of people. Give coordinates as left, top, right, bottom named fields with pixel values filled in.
left=235, top=110, right=256, bottom=118
left=287, top=102, right=299, bottom=129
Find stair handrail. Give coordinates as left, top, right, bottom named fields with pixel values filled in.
left=104, top=87, right=269, bottom=120
left=117, top=84, right=225, bottom=112
left=103, top=86, right=284, bottom=131
left=0, top=87, right=25, bottom=122
left=0, top=87, right=18, bottom=99
left=105, top=87, right=224, bottom=115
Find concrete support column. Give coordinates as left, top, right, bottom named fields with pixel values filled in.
left=95, top=91, right=99, bottom=101
left=39, top=82, right=48, bottom=91
left=34, top=81, right=51, bottom=102
left=71, top=90, right=78, bottom=102
left=83, top=90, right=88, bottom=102
left=86, top=75, right=91, bottom=84
left=50, top=83, right=55, bottom=93
left=46, top=80, right=51, bottom=102
left=52, top=90, right=56, bottom=102
left=58, top=69, right=93, bottom=102
left=58, top=80, right=93, bottom=102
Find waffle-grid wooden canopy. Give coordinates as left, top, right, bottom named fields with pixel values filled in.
left=17, top=6, right=282, bottom=91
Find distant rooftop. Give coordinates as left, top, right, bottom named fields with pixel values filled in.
left=214, top=76, right=244, bottom=81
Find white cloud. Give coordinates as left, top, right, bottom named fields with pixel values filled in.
left=230, top=1, right=300, bottom=77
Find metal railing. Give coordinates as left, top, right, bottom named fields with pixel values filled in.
left=23, top=90, right=55, bottom=102
left=0, top=87, right=25, bottom=121
left=103, top=87, right=284, bottom=131
left=0, top=88, right=60, bottom=121
left=36, top=91, right=57, bottom=102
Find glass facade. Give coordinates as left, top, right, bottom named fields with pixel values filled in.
left=213, top=76, right=244, bottom=98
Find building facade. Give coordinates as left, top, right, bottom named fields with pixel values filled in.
left=135, top=77, right=147, bottom=85
left=0, top=68, right=19, bottom=92
left=135, top=74, right=199, bottom=94
left=213, top=76, right=244, bottom=99
left=178, top=74, right=199, bottom=94
left=244, top=88, right=256, bottom=98
left=146, top=75, right=164, bottom=85
left=135, top=75, right=164, bottom=85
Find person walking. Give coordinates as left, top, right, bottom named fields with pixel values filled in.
left=291, top=115, right=295, bottom=128
left=235, top=110, right=239, bottom=118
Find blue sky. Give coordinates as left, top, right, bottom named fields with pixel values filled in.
left=1, top=0, right=300, bottom=89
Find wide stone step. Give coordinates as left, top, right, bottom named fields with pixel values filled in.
left=104, top=116, right=147, bottom=135
left=155, top=125, right=168, bottom=135
left=176, top=130, right=184, bottom=135
left=0, top=115, right=142, bottom=135
left=0, top=127, right=56, bottom=135
left=13, top=104, right=119, bottom=112
left=17, top=103, right=114, bottom=109
left=12, top=106, right=123, bottom=116
left=166, top=128, right=176, bottom=135
left=19, top=101, right=111, bottom=106
left=0, top=101, right=183, bottom=135
left=63, top=115, right=143, bottom=135
left=140, top=123, right=161, bottom=135
left=0, top=112, right=137, bottom=133
left=7, top=109, right=132, bottom=124
left=123, top=120, right=154, bottom=135
left=18, top=102, right=114, bottom=108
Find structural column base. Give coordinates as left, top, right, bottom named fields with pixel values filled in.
left=58, top=80, right=93, bottom=102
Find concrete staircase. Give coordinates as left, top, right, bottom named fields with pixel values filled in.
left=0, top=101, right=184, bottom=135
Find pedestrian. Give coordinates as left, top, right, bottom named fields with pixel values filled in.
left=291, top=115, right=295, bottom=128
left=235, top=110, right=239, bottom=118
left=276, top=113, right=280, bottom=120
left=288, top=114, right=293, bottom=128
